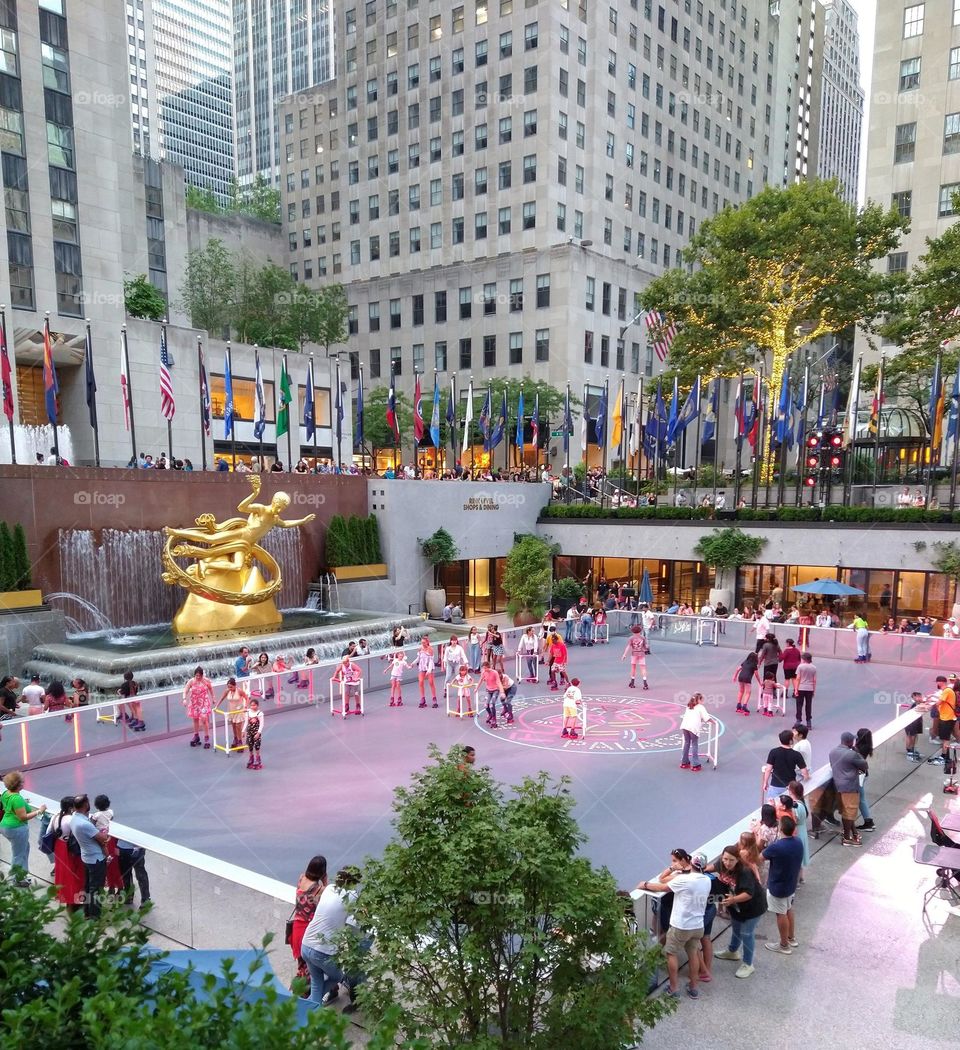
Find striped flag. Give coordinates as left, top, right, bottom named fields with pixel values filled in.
left=644, top=310, right=676, bottom=362
left=413, top=374, right=424, bottom=443
left=1, top=308, right=15, bottom=423
left=159, top=326, right=175, bottom=421
left=120, top=332, right=132, bottom=431
left=43, top=318, right=58, bottom=426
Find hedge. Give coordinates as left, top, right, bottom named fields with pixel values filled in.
left=325, top=513, right=382, bottom=567
left=540, top=504, right=960, bottom=525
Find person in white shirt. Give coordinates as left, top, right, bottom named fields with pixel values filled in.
left=814, top=610, right=833, bottom=628
left=517, top=627, right=539, bottom=681
left=300, top=866, right=369, bottom=1010
left=442, top=635, right=468, bottom=690
left=754, top=614, right=771, bottom=652
left=21, top=675, right=45, bottom=709
left=641, top=606, right=657, bottom=634
left=714, top=492, right=727, bottom=510
left=699, top=602, right=715, bottom=617
left=792, top=723, right=812, bottom=770
left=679, top=693, right=713, bottom=770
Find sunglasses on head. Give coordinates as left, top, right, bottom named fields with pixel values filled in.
left=671, top=848, right=691, bottom=862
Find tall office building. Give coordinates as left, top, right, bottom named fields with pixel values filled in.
left=234, top=0, right=336, bottom=188
left=863, top=2, right=960, bottom=280
left=816, top=0, right=864, bottom=203
left=125, top=0, right=235, bottom=206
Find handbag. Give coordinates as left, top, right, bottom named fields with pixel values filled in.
left=284, top=910, right=296, bottom=945
left=38, top=812, right=55, bottom=856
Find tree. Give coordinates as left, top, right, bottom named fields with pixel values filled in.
left=693, top=527, right=767, bottom=594
left=502, top=534, right=556, bottom=619
left=176, top=239, right=236, bottom=336
left=288, top=284, right=349, bottom=354
left=236, top=261, right=298, bottom=349
left=123, top=274, right=167, bottom=321
left=363, top=386, right=413, bottom=452
left=12, top=523, right=30, bottom=589
left=185, top=184, right=221, bottom=214
left=0, top=878, right=410, bottom=1048
left=931, top=541, right=960, bottom=612
left=420, top=528, right=460, bottom=588
left=640, top=181, right=907, bottom=472
left=229, top=174, right=282, bottom=224
left=341, top=746, right=673, bottom=1049
left=0, top=521, right=13, bottom=591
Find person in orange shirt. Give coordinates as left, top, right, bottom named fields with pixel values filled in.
left=932, top=675, right=958, bottom=764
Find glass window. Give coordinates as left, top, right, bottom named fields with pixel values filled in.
left=894, top=122, right=916, bottom=163
left=899, top=57, right=920, bottom=92
left=903, top=4, right=924, bottom=38
left=944, top=114, right=960, bottom=156
left=939, top=183, right=960, bottom=216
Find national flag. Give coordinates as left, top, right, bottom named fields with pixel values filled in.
left=629, top=378, right=644, bottom=456
left=675, top=375, right=701, bottom=439
left=644, top=310, right=676, bottom=362
left=653, top=378, right=668, bottom=450
left=386, top=374, right=400, bottom=444
left=490, top=389, right=507, bottom=449
left=354, top=369, right=365, bottom=448
left=928, top=354, right=943, bottom=439
left=276, top=356, right=292, bottom=438
left=735, top=374, right=758, bottom=447
left=843, top=356, right=862, bottom=446
left=413, top=374, right=424, bottom=443
left=198, top=343, right=211, bottom=437
left=253, top=350, right=266, bottom=440
left=947, top=360, right=960, bottom=443
left=594, top=383, right=608, bottom=447
left=429, top=376, right=441, bottom=449
left=701, top=378, right=719, bottom=444
left=562, top=387, right=573, bottom=454
left=223, top=348, right=235, bottom=439
left=462, top=380, right=474, bottom=455
left=516, top=390, right=525, bottom=456
left=479, top=387, right=492, bottom=450
left=335, top=362, right=344, bottom=446
left=793, top=367, right=809, bottom=459
left=120, top=333, right=132, bottom=432
left=666, top=375, right=680, bottom=445
left=775, top=368, right=791, bottom=446
left=445, top=378, right=456, bottom=450
left=867, top=360, right=885, bottom=437
left=611, top=379, right=624, bottom=450
left=746, top=377, right=761, bottom=451
left=84, top=325, right=97, bottom=431
left=931, top=374, right=946, bottom=456
left=0, top=311, right=14, bottom=423
left=43, top=318, right=58, bottom=426
left=304, top=357, right=316, bottom=441
left=159, top=326, right=175, bottom=421
left=579, top=392, right=588, bottom=453
left=531, top=393, right=540, bottom=451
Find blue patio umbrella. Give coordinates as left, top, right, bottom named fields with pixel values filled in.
left=639, top=569, right=654, bottom=605
left=791, top=578, right=865, bottom=597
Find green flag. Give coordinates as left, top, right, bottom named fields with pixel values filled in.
left=276, top=359, right=292, bottom=437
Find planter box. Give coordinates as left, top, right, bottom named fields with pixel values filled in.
left=0, top=589, right=43, bottom=611
left=331, top=563, right=388, bottom=582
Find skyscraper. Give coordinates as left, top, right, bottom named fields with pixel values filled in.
left=816, top=0, right=864, bottom=204
left=233, top=0, right=336, bottom=188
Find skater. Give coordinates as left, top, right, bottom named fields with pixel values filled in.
left=621, top=625, right=649, bottom=689
left=759, top=633, right=781, bottom=684
left=794, top=652, right=817, bottom=727
left=850, top=613, right=871, bottom=662
left=490, top=625, right=506, bottom=673
left=384, top=650, right=413, bottom=706
left=497, top=668, right=517, bottom=725
left=578, top=606, right=594, bottom=646
left=182, top=666, right=215, bottom=749
left=479, top=662, right=504, bottom=729
left=451, top=665, right=475, bottom=716
left=564, top=604, right=577, bottom=644
left=244, top=699, right=265, bottom=769
left=518, top=627, right=539, bottom=681
left=561, top=678, right=583, bottom=739
left=442, top=635, right=468, bottom=691
left=118, top=670, right=146, bottom=732
left=416, top=637, right=439, bottom=708
left=220, top=677, right=249, bottom=749
left=679, top=693, right=713, bottom=771
left=904, top=691, right=924, bottom=760
left=466, top=627, right=482, bottom=673
left=759, top=671, right=778, bottom=717
left=549, top=632, right=570, bottom=692
left=733, top=651, right=760, bottom=715
left=594, top=605, right=608, bottom=643
left=332, top=655, right=363, bottom=715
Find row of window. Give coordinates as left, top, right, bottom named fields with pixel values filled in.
left=890, top=187, right=960, bottom=222
left=366, top=330, right=552, bottom=379
left=893, top=115, right=960, bottom=165
left=902, top=3, right=960, bottom=39
left=897, top=48, right=960, bottom=92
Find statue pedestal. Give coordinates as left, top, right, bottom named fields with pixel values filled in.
left=172, top=564, right=282, bottom=638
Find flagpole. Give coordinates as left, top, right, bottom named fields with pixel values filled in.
left=1, top=306, right=16, bottom=463
left=618, top=377, right=627, bottom=499
left=600, top=376, right=610, bottom=507
left=82, top=319, right=100, bottom=467
left=581, top=381, right=589, bottom=498
left=227, top=341, right=237, bottom=467
left=733, top=372, right=744, bottom=510
left=750, top=369, right=764, bottom=510
left=950, top=366, right=960, bottom=512
left=43, top=314, right=60, bottom=463
left=693, top=380, right=702, bottom=506
left=253, top=347, right=263, bottom=468
left=283, top=352, right=292, bottom=471
left=335, top=355, right=343, bottom=472
left=161, top=321, right=173, bottom=463
left=564, top=382, right=571, bottom=479
left=776, top=371, right=788, bottom=511
left=449, top=373, right=457, bottom=473
left=924, top=351, right=939, bottom=510
left=873, top=355, right=886, bottom=505
left=504, top=386, right=509, bottom=475
left=711, top=380, right=719, bottom=509
left=794, top=364, right=809, bottom=507
left=310, top=353, right=318, bottom=466
left=121, top=324, right=137, bottom=467
left=842, top=355, right=862, bottom=508
left=635, top=378, right=644, bottom=493
left=469, top=375, right=475, bottom=477
left=356, top=362, right=365, bottom=466
left=197, top=337, right=208, bottom=471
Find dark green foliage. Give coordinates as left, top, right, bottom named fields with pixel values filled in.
left=0, top=521, right=14, bottom=591
left=550, top=576, right=584, bottom=601
left=123, top=274, right=167, bottom=321
left=420, top=528, right=460, bottom=587
left=325, top=514, right=383, bottom=567
left=11, top=523, right=30, bottom=589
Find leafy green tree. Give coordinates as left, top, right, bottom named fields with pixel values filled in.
left=0, top=878, right=412, bottom=1048
left=294, top=284, right=349, bottom=355
left=502, top=534, right=556, bottom=618
left=932, top=541, right=960, bottom=611
left=12, top=523, right=30, bottom=589
left=420, top=528, right=460, bottom=587
left=239, top=262, right=299, bottom=349
left=0, top=521, right=13, bottom=591
left=693, top=527, right=767, bottom=594
left=640, top=181, right=907, bottom=471
left=341, top=746, right=673, bottom=1049
left=363, top=386, right=413, bottom=451
left=185, top=184, right=221, bottom=214
left=123, top=274, right=167, bottom=321
left=229, top=174, right=282, bottom=224
left=325, top=515, right=350, bottom=567
left=176, top=239, right=237, bottom=337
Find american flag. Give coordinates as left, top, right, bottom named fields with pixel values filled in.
left=159, top=327, right=175, bottom=421
left=644, top=310, right=676, bottom=362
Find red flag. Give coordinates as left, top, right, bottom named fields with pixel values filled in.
left=0, top=311, right=13, bottom=423
left=413, top=374, right=424, bottom=442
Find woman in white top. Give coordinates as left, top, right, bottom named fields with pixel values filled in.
left=299, top=866, right=366, bottom=1009
left=518, top=627, right=539, bottom=681
left=679, top=693, right=713, bottom=771
left=442, top=635, right=467, bottom=690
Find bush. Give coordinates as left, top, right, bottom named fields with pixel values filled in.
left=12, top=523, right=30, bottom=588
left=0, top=521, right=13, bottom=591
left=502, top=534, right=555, bottom=617
left=326, top=514, right=382, bottom=567
left=551, top=575, right=585, bottom=601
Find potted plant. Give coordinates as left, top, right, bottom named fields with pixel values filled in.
left=420, top=528, right=460, bottom=618
left=692, top=527, right=767, bottom=611
left=551, top=576, right=584, bottom=616
left=502, top=535, right=555, bottom=626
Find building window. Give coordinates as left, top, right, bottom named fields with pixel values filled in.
left=459, top=337, right=472, bottom=369
left=508, top=332, right=522, bottom=365
left=887, top=252, right=908, bottom=273
left=412, top=294, right=424, bottom=325
left=390, top=299, right=402, bottom=328
left=483, top=282, right=496, bottom=315
left=522, top=202, right=536, bottom=229
left=391, top=347, right=402, bottom=376
left=524, top=21, right=538, bottom=49
left=585, top=276, right=595, bottom=311
left=368, top=301, right=380, bottom=331
left=475, top=211, right=488, bottom=238
left=951, top=47, right=960, bottom=81
left=536, top=273, right=550, bottom=307
left=894, top=122, right=916, bottom=164
left=556, top=203, right=566, bottom=231
left=370, top=347, right=381, bottom=378
left=903, top=4, right=924, bottom=38
left=939, top=183, right=960, bottom=216
left=899, top=57, right=920, bottom=92
left=535, top=328, right=549, bottom=362
left=459, top=286, right=472, bottom=319
left=483, top=334, right=497, bottom=367
left=509, top=278, right=523, bottom=311
left=499, top=206, right=512, bottom=234
left=583, top=331, right=593, bottom=364
left=891, top=191, right=912, bottom=218
left=435, top=292, right=447, bottom=322
left=944, top=113, right=960, bottom=155
left=435, top=341, right=447, bottom=370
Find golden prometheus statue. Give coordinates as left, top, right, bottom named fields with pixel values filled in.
left=162, top=475, right=315, bottom=637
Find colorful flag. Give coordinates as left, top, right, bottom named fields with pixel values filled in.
left=653, top=378, right=668, bottom=450
left=276, top=356, right=292, bottom=438
left=843, top=356, right=862, bottom=446
left=644, top=310, right=676, bottom=362
left=867, top=359, right=885, bottom=437
left=430, top=375, right=441, bottom=449
left=611, top=378, right=624, bottom=450
left=304, top=357, right=316, bottom=441
left=223, top=348, right=235, bottom=439
left=253, top=350, right=266, bottom=440
left=490, top=389, right=507, bottom=449
left=335, top=361, right=344, bottom=449
left=701, top=378, right=719, bottom=444
left=927, top=354, right=943, bottom=439
left=413, top=374, right=424, bottom=443
left=629, top=378, right=644, bottom=456
left=516, top=390, right=525, bottom=456
left=159, top=326, right=175, bottom=421
left=735, top=374, right=758, bottom=447
left=120, top=332, right=132, bottom=432
left=594, top=383, right=608, bottom=447
left=198, top=343, right=211, bottom=437
left=462, top=380, right=474, bottom=455
left=479, top=386, right=492, bottom=450
left=0, top=311, right=13, bottom=423
left=354, top=368, right=365, bottom=448
left=775, top=368, right=791, bottom=446
left=579, top=391, right=588, bottom=453
left=43, top=318, right=58, bottom=426
left=84, top=325, right=97, bottom=431
left=675, top=375, right=702, bottom=439
left=386, top=373, right=400, bottom=444
left=746, top=377, right=761, bottom=451
left=531, top=393, right=540, bottom=451
left=562, top=387, right=573, bottom=455
left=947, top=361, right=960, bottom=442
left=666, top=375, right=680, bottom=445
left=445, top=378, right=456, bottom=451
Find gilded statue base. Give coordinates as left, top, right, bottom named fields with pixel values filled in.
left=172, top=564, right=282, bottom=638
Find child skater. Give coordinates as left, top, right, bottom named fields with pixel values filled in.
left=561, top=677, right=583, bottom=740
left=384, top=649, right=413, bottom=707
left=621, top=624, right=649, bottom=689
left=497, top=668, right=517, bottom=726
left=549, top=632, right=570, bottom=692
left=416, top=636, right=439, bottom=708
left=244, top=698, right=265, bottom=770
left=220, top=677, right=249, bottom=750
left=452, top=665, right=475, bottom=716
left=759, top=671, right=777, bottom=717
left=479, top=661, right=504, bottom=729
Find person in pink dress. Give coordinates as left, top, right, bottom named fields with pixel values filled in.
left=182, top=666, right=215, bottom=749
left=416, top=637, right=438, bottom=708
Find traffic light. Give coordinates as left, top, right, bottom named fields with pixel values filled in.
left=804, top=432, right=821, bottom=488
left=822, top=429, right=844, bottom=471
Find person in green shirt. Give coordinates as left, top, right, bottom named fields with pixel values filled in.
left=1, top=770, right=47, bottom=886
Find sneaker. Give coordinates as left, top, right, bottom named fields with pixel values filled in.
left=764, top=942, right=792, bottom=955
left=321, top=988, right=339, bottom=1006
left=842, top=835, right=862, bottom=846
left=715, top=949, right=741, bottom=961
left=822, top=815, right=841, bottom=827
left=667, top=989, right=682, bottom=1000
left=927, top=755, right=944, bottom=765
left=679, top=762, right=691, bottom=769
left=685, top=986, right=699, bottom=999
left=787, top=938, right=799, bottom=948
left=690, top=765, right=702, bottom=772
left=735, top=964, right=755, bottom=979
left=855, top=821, right=875, bottom=832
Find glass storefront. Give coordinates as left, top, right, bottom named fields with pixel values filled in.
left=440, top=558, right=507, bottom=616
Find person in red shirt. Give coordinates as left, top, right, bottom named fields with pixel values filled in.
left=780, top=639, right=802, bottom=698
left=549, top=636, right=569, bottom=692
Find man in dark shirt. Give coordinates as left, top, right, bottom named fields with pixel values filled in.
left=759, top=633, right=782, bottom=680
left=0, top=676, right=18, bottom=740
left=762, top=729, right=808, bottom=801
left=828, top=731, right=870, bottom=845
left=763, top=815, right=805, bottom=955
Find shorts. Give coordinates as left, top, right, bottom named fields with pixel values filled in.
left=664, top=925, right=703, bottom=959
left=838, top=791, right=860, bottom=821
left=938, top=719, right=956, bottom=742
left=783, top=668, right=797, bottom=681
left=737, top=674, right=753, bottom=685
left=906, top=716, right=923, bottom=736
left=766, top=891, right=794, bottom=915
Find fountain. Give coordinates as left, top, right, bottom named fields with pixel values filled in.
left=0, top=423, right=74, bottom=465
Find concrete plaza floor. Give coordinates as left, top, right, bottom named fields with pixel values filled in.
left=25, top=633, right=938, bottom=887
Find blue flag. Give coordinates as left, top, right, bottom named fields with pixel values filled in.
left=516, top=390, right=525, bottom=455
left=675, top=375, right=701, bottom=439
left=562, top=389, right=573, bottom=453
left=445, top=379, right=456, bottom=451
left=479, top=387, right=492, bottom=450
left=430, top=377, right=441, bottom=449
left=354, top=374, right=364, bottom=448
left=304, top=358, right=316, bottom=441
left=775, top=368, right=791, bottom=446
left=490, top=389, right=507, bottom=449
left=224, top=349, right=235, bottom=439
left=666, top=375, right=680, bottom=445
left=701, top=378, right=719, bottom=444
left=594, top=384, right=608, bottom=447
left=947, top=361, right=960, bottom=442
left=253, top=350, right=266, bottom=440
